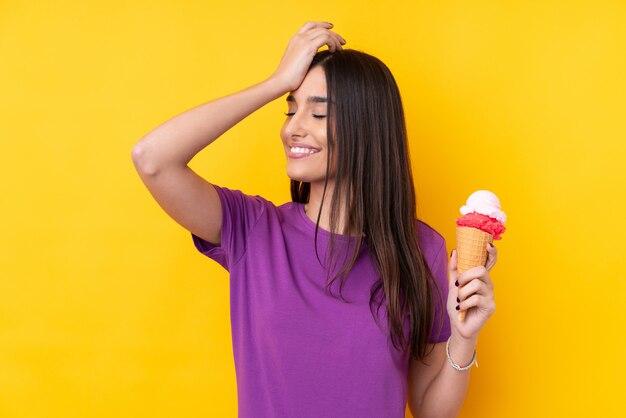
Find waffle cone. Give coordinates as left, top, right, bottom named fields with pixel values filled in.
left=455, top=226, right=493, bottom=321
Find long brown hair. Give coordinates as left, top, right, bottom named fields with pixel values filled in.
left=290, top=49, right=446, bottom=363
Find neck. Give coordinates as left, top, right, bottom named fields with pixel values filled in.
left=304, top=180, right=364, bottom=237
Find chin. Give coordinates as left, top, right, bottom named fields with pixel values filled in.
left=285, top=168, right=323, bottom=184
left=286, top=172, right=313, bottom=183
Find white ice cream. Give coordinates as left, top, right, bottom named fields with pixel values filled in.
left=460, top=190, right=507, bottom=223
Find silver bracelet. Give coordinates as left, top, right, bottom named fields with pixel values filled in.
left=446, top=336, right=478, bottom=371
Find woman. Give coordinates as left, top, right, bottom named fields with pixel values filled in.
left=132, top=21, right=497, bottom=418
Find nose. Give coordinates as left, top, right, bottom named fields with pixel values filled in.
left=284, top=112, right=308, bottom=138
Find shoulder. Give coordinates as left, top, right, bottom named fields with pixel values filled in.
left=416, top=220, right=446, bottom=255
left=215, top=184, right=275, bottom=205
left=214, top=184, right=278, bottom=216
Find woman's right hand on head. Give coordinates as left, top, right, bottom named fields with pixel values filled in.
left=269, top=21, right=346, bottom=93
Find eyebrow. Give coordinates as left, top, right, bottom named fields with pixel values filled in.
left=286, top=94, right=328, bottom=104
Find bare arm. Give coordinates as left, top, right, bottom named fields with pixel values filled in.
left=410, top=245, right=498, bottom=418
left=131, top=77, right=288, bottom=174
left=409, top=336, right=477, bottom=418
left=130, top=21, right=345, bottom=245
left=129, top=77, right=289, bottom=245
left=131, top=21, right=345, bottom=174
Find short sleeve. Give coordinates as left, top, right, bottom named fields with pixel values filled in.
left=191, top=184, right=266, bottom=272
left=427, top=239, right=452, bottom=344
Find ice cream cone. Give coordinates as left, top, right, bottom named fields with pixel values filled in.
left=455, top=226, right=493, bottom=321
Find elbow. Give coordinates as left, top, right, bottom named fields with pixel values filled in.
left=409, top=400, right=455, bottom=418
left=131, top=143, right=159, bottom=176
left=411, top=408, right=458, bottom=418
left=408, top=396, right=424, bottom=418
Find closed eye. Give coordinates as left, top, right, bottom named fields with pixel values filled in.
left=284, top=112, right=326, bottom=119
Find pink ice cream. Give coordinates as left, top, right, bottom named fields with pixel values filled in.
left=455, top=190, right=507, bottom=240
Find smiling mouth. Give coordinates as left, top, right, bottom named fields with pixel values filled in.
left=289, top=146, right=320, bottom=155
left=287, top=147, right=321, bottom=159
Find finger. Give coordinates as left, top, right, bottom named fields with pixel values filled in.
left=322, top=30, right=346, bottom=50
left=457, top=265, right=486, bottom=286
left=331, top=32, right=345, bottom=49
left=298, top=21, right=333, bottom=34
left=485, top=243, right=498, bottom=271
left=459, top=294, right=483, bottom=311
left=458, top=278, right=491, bottom=302
left=303, top=26, right=337, bottom=45
left=458, top=265, right=494, bottom=289
left=306, top=28, right=337, bottom=44
left=458, top=267, right=494, bottom=294
left=310, top=32, right=342, bottom=52
left=448, top=249, right=458, bottom=287
left=306, top=27, right=343, bottom=47
left=459, top=294, right=496, bottom=314
left=329, top=33, right=343, bottom=51
left=333, top=31, right=347, bottom=45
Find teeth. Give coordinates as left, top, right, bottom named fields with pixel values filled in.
left=290, top=147, right=319, bottom=154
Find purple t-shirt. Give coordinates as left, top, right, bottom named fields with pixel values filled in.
left=191, top=185, right=451, bottom=418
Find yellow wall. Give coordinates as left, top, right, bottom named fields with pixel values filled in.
left=1, top=1, right=623, bottom=417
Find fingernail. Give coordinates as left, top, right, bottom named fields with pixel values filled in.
left=450, top=249, right=454, bottom=257
left=456, top=305, right=460, bottom=310
left=488, top=243, right=494, bottom=248
left=455, top=280, right=459, bottom=287
left=456, top=297, right=460, bottom=303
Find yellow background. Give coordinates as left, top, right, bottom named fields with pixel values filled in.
left=1, top=1, right=624, bottom=417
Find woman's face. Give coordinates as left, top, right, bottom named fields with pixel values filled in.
left=280, top=65, right=335, bottom=185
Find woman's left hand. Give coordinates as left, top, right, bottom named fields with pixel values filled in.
left=447, top=244, right=498, bottom=340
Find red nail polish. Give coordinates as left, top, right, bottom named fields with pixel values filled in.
left=456, top=305, right=460, bottom=310
left=455, top=280, right=459, bottom=287
left=456, top=297, right=460, bottom=303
